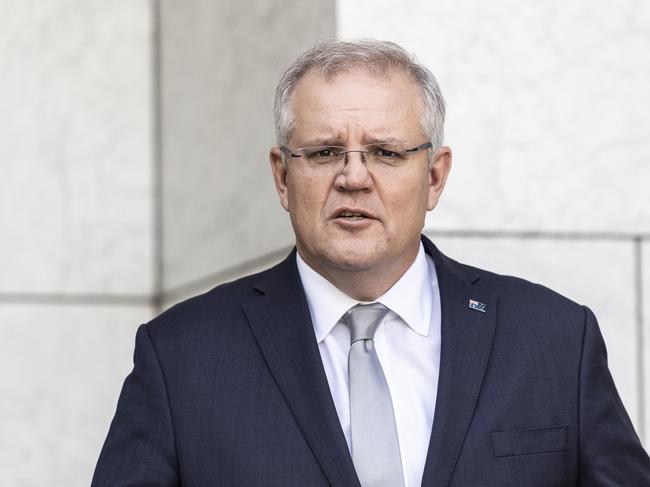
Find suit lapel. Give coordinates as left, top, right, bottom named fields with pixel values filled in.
left=420, top=239, right=498, bottom=487
left=242, top=251, right=360, bottom=487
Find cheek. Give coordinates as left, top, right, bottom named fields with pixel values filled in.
left=383, top=176, right=431, bottom=218
left=287, top=175, right=330, bottom=221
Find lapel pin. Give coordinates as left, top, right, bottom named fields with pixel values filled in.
left=468, top=299, right=487, bottom=313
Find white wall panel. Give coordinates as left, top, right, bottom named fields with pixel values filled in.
left=0, top=304, right=150, bottom=487
left=338, top=0, right=650, bottom=233
left=0, top=0, right=153, bottom=295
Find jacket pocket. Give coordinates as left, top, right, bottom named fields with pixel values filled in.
left=490, top=425, right=568, bottom=458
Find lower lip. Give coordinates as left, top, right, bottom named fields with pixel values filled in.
left=333, top=216, right=376, bottom=229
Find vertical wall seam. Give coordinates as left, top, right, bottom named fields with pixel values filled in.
left=635, top=237, right=646, bottom=441
left=151, top=0, right=164, bottom=314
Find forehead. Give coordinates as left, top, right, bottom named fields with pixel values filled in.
left=288, top=67, right=425, bottom=142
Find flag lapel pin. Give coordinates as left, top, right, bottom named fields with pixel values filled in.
left=468, top=299, right=487, bottom=313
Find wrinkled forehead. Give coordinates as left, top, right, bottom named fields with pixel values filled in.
left=288, top=67, right=426, bottom=141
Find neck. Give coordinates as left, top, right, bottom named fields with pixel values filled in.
left=297, top=245, right=420, bottom=302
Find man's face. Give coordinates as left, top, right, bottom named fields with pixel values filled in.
left=270, top=68, right=451, bottom=284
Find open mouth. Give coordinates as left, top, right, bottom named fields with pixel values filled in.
left=334, top=208, right=374, bottom=221
left=338, top=211, right=367, bottom=220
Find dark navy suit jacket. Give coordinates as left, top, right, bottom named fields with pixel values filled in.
left=92, top=236, right=650, bottom=486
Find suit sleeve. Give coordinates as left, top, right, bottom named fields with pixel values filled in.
left=91, top=324, right=180, bottom=486
left=578, top=306, right=650, bottom=485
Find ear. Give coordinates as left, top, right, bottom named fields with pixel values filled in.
left=427, top=146, right=452, bottom=210
left=270, top=147, right=290, bottom=212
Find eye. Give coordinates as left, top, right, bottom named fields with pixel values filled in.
left=377, top=148, right=399, bottom=158
left=316, top=149, right=336, bottom=158
left=301, top=146, right=343, bottom=163
left=370, top=145, right=407, bottom=165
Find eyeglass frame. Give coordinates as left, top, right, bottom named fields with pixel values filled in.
left=278, top=141, right=433, bottom=167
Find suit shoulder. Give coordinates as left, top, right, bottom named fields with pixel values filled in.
left=449, top=258, right=592, bottom=350
left=144, top=262, right=280, bottom=340
left=450, top=257, right=587, bottom=319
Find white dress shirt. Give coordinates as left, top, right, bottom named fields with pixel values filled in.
left=296, top=243, right=441, bottom=487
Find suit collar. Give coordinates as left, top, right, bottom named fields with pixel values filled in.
left=420, top=236, right=498, bottom=487
left=247, top=238, right=497, bottom=487
left=244, top=250, right=360, bottom=487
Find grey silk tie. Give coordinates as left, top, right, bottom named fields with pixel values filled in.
left=345, top=303, right=405, bottom=487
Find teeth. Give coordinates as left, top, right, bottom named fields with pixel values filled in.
left=340, top=211, right=365, bottom=219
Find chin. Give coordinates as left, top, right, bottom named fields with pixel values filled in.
left=322, top=243, right=383, bottom=272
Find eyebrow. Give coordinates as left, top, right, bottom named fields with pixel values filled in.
left=363, top=137, right=403, bottom=145
left=297, top=138, right=346, bottom=147
left=297, top=136, right=405, bottom=147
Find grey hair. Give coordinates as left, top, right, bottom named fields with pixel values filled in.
left=273, top=39, right=446, bottom=153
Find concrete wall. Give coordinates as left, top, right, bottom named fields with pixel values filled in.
left=158, top=0, right=334, bottom=305
left=339, top=0, right=650, bottom=234
left=0, top=1, right=154, bottom=485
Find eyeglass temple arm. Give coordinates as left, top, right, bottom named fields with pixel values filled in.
left=279, top=146, right=302, bottom=158
left=405, top=141, right=433, bottom=153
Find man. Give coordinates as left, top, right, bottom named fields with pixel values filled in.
left=93, top=39, right=650, bottom=486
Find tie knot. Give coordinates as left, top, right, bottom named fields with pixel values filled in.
left=344, top=302, right=389, bottom=344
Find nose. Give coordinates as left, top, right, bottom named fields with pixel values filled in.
left=335, top=151, right=372, bottom=191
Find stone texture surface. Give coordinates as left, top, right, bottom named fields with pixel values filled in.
left=0, top=0, right=153, bottom=295
left=428, top=233, right=641, bottom=432
left=159, top=0, right=335, bottom=292
left=0, top=304, right=151, bottom=487
left=338, top=0, right=650, bottom=234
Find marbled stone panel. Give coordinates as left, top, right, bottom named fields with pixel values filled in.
left=428, top=233, right=641, bottom=433
left=338, top=0, right=650, bottom=233
left=0, top=304, right=151, bottom=487
left=159, top=0, right=335, bottom=292
left=0, top=0, right=154, bottom=295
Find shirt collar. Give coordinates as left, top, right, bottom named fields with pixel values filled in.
left=296, top=253, right=360, bottom=343
left=377, top=243, right=434, bottom=337
left=296, top=242, right=436, bottom=343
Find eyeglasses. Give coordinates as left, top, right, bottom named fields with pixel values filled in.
left=279, top=141, right=432, bottom=171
